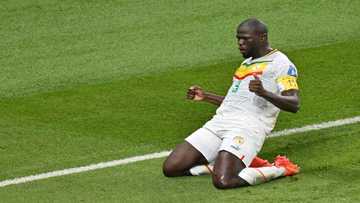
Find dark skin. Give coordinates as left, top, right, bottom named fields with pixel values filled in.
left=188, top=76, right=300, bottom=113
left=163, top=20, right=300, bottom=189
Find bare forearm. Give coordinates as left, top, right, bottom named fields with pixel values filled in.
left=260, top=91, right=300, bottom=113
left=203, top=92, right=225, bottom=106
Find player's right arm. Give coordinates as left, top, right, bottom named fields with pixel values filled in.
left=187, top=85, right=224, bottom=106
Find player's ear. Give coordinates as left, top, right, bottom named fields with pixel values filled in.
left=260, top=33, right=267, bottom=42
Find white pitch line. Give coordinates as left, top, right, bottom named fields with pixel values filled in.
left=269, top=116, right=360, bottom=137
left=1, top=116, right=360, bottom=188
left=0, top=151, right=171, bottom=188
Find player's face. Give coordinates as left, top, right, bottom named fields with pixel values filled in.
left=236, top=26, right=261, bottom=58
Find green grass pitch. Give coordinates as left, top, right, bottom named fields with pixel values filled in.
left=0, top=0, right=360, bottom=202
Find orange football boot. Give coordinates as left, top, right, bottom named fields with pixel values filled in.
left=274, top=155, right=300, bottom=176
left=249, top=156, right=273, bottom=168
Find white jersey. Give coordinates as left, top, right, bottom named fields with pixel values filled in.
left=204, top=49, right=299, bottom=134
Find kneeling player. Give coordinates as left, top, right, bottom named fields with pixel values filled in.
left=163, top=18, right=300, bottom=189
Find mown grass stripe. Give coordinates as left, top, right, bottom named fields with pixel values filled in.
left=0, top=116, right=359, bottom=188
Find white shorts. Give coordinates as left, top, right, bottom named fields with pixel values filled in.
left=185, top=125, right=266, bottom=167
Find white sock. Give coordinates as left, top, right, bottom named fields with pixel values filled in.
left=238, top=166, right=285, bottom=185
left=189, top=164, right=214, bottom=176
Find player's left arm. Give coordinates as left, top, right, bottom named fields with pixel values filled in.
left=249, top=75, right=300, bottom=113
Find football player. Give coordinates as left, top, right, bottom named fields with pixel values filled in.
left=163, top=18, right=300, bottom=189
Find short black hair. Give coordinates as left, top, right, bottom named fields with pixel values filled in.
left=238, top=18, right=268, bottom=34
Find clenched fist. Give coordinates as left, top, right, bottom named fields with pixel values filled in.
left=187, top=85, right=205, bottom=101
left=249, top=74, right=266, bottom=96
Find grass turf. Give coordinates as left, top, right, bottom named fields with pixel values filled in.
left=0, top=0, right=360, bottom=97
left=0, top=0, right=360, bottom=202
left=0, top=40, right=359, bottom=181
left=0, top=123, right=359, bottom=202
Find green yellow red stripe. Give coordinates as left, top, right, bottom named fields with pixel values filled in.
left=234, top=62, right=268, bottom=80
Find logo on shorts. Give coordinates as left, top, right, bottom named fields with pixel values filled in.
left=233, top=136, right=244, bottom=145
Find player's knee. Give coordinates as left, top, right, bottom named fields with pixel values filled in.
left=212, top=175, right=248, bottom=189
left=212, top=179, right=228, bottom=189
left=162, top=159, right=183, bottom=177
left=162, top=160, right=176, bottom=177
left=212, top=177, right=233, bottom=189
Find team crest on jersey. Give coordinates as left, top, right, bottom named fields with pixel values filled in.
left=233, top=136, right=245, bottom=145
left=287, top=65, right=297, bottom=77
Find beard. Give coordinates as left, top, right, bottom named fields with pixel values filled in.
left=241, top=46, right=258, bottom=59
left=241, top=52, right=250, bottom=58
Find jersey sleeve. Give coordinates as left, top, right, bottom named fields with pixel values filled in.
left=276, top=63, right=299, bottom=92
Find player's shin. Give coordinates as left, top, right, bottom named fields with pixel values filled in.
left=238, top=166, right=285, bottom=185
